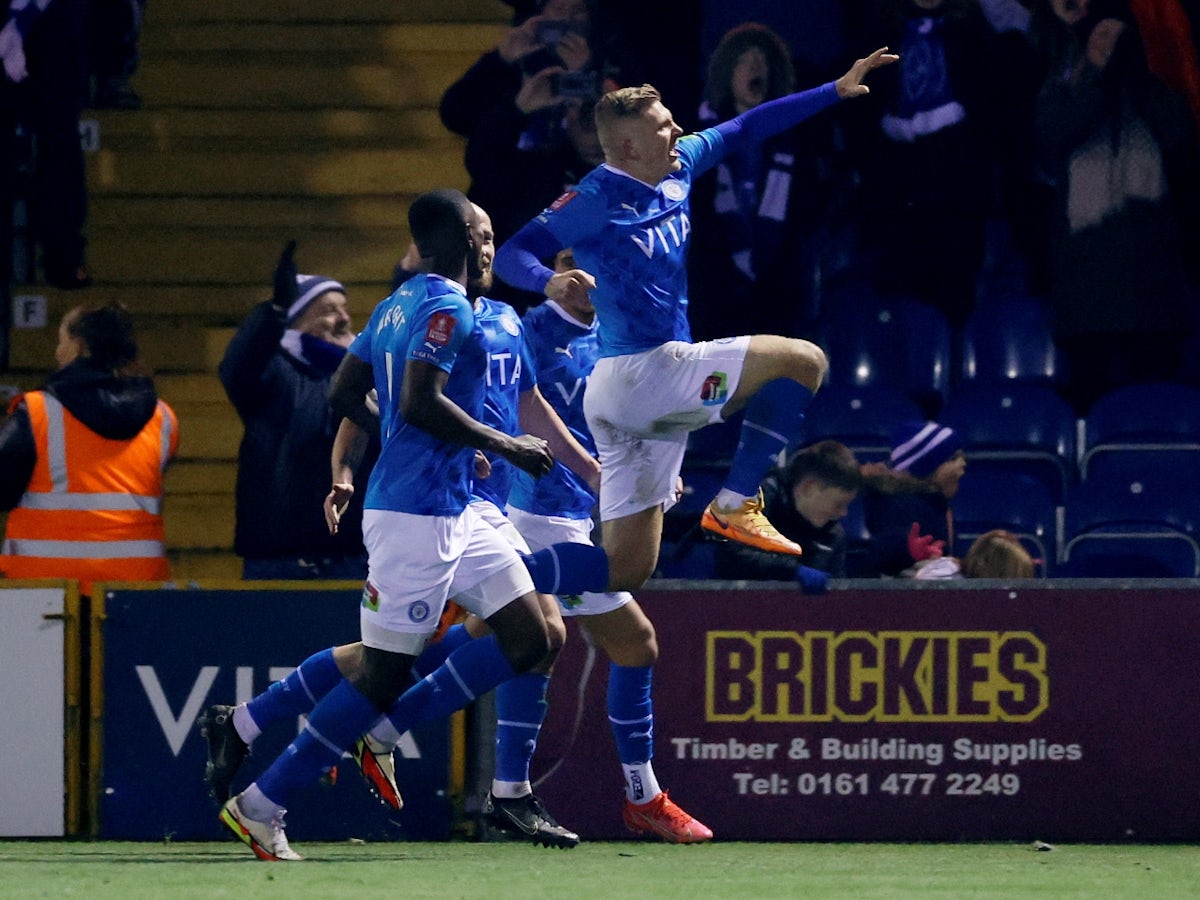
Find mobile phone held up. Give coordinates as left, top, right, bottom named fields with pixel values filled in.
left=552, top=70, right=598, bottom=100
left=536, top=19, right=578, bottom=46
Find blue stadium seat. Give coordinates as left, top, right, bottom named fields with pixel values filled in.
left=686, top=411, right=744, bottom=466
left=655, top=539, right=717, bottom=580
left=952, top=471, right=1058, bottom=577
left=958, top=294, right=1062, bottom=388
left=940, top=383, right=1079, bottom=502
left=1081, top=382, right=1200, bottom=480
left=816, top=295, right=952, bottom=416
left=804, top=383, right=924, bottom=464
left=1058, top=476, right=1200, bottom=577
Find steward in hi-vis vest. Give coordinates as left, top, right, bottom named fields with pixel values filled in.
left=0, top=302, right=178, bottom=593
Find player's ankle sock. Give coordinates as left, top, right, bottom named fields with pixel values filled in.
left=724, top=378, right=813, bottom=497
left=412, top=623, right=474, bottom=680
left=243, top=647, right=342, bottom=739
left=376, top=635, right=517, bottom=743
left=493, top=672, right=549, bottom=787
left=607, top=663, right=661, bottom=802
left=254, top=679, right=380, bottom=807
left=621, top=762, right=662, bottom=805
left=521, top=542, right=609, bottom=594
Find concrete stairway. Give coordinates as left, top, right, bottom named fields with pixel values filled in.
left=3, top=0, right=511, bottom=580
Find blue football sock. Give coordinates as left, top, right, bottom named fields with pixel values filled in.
left=608, top=663, right=654, bottom=765
left=521, top=542, right=609, bottom=595
left=724, top=378, right=813, bottom=497
left=255, top=679, right=379, bottom=807
left=412, top=623, right=474, bottom=680
left=493, top=672, right=550, bottom=786
left=384, top=634, right=516, bottom=737
left=245, top=647, right=341, bottom=731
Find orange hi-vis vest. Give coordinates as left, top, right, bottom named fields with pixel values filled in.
left=0, top=390, right=178, bottom=593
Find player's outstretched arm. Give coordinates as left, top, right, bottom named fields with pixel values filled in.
left=834, top=46, right=900, bottom=99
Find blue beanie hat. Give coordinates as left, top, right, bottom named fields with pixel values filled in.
left=890, top=421, right=962, bottom=478
left=287, top=274, right=345, bottom=323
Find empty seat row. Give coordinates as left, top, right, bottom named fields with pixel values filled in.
left=813, top=293, right=1062, bottom=416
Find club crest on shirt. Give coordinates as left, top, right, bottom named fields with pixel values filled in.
left=425, top=312, right=456, bottom=346
left=501, top=312, right=521, bottom=336
left=662, top=180, right=687, bottom=201
left=409, top=600, right=431, bottom=623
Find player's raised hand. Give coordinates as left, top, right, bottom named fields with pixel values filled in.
left=324, top=482, right=354, bottom=534
left=835, top=47, right=900, bottom=99
left=503, top=434, right=555, bottom=478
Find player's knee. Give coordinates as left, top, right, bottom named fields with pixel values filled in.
left=790, top=339, right=827, bottom=390
left=608, top=557, right=655, bottom=592
left=499, top=621, right=553, bottom=673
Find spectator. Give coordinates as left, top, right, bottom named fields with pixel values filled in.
left=963, top=528, right=1036, bottom=578
left=1, top=0, right=92, bottom=289
left=462, top=84, right=604, bottom=311
left=219, top=241, right=375, bottom=580
left=438, top=0, right=640, bottom=141
left=911, top=527, right=1036, bottom=579
left=861, top=420, right=965, bottom=577
left=0, top=301, right=177, bottom=594
left=688, top=22, right=844, bottom=340
left=854, top=0, right=1018, bottom=329
left=713, top=439, right=862, bottom=580
left=465, top=77, right=604, bottom=246
left=1033, top=0, right=1197, bottom=412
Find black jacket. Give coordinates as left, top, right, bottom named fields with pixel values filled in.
left=713, top=467, right=848, bottom=579
left=219, top=302, right=376, bottom=561
left=862, top=483, right=954, bottom=577
left=0, top=359, right=159, bottom=510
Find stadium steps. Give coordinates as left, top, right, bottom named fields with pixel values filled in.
left=4, top=0, right=510, bottom=577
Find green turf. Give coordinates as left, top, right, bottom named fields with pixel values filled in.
left=0, top=841, right=1197, bottom=898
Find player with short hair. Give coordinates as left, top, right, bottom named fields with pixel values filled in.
left=492, top=49, right=898, bottom=594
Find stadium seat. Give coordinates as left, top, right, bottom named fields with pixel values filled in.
left=958, top=293, right=1062, bottom=388
left=804, top=383, right=924, bottom=463
left=1058, top=476, right=1200, bottom=577
left=1080, top=382, right=1200, bottom=479
left=939, top=382, right=1079, bottom=502
left=686, top=411, right=744, bottom=466
left=815, top=295, right=952, bottom=417
left=655, top=538, right=717, bottom=580
left=952, top=471, right=1058, bottom=577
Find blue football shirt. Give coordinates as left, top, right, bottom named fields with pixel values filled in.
left=470, top=296, right=536, bottom=510
left=508, top=300, right=600, bottom=520
left=532, top=128, right=726, bottom=358
left=349, top=274, right=486, bottom=516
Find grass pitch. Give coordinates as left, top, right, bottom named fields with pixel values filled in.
left=0, top=841, right=1197, bottom=898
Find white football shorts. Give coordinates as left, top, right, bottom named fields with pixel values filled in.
left=506, top=505, right=632, bottom=616
left=360, top=505, right=533, bottom=654
left=584, top=337, right=750, bottom=521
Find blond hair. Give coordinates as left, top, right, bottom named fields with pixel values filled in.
left=594, top=84, right=662, bottom=153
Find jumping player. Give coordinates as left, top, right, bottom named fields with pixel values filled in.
left=493, top=48, right=898, bottom=593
